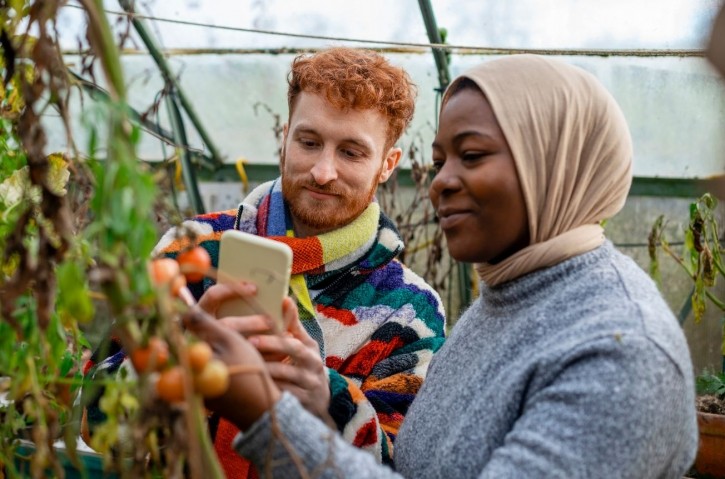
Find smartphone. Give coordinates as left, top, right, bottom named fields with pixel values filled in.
left=217, top=230, right=293, bottom=332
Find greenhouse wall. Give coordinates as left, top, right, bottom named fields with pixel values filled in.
left=45, top=0, right=725, bottom=375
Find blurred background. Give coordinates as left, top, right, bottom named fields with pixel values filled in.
left=51, top=0, right=725, bottom=373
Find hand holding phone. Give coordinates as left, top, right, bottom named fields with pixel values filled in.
left=216, top=231, right=293, bottom=332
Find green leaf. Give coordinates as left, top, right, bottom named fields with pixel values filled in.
left=696, top=371, right=725, bottom=397
left=683, top=228, right=697, bottom=276
left=77, top=333, right=91, bottom=350
left=692, top=276, right=706, bottom=323
left=59, top=351, right=75, bottom=377
left=56, top=261, right=95, bottom=324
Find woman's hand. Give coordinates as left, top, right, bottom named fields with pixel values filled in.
left=197, top=282, right=258, bottom=319
left=195, top=283, right=330, bottom=420
left=183, top=306, right=281, bottom=431
left=249, top=298, right=331, bottom=420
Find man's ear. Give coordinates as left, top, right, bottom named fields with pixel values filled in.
left=378, top=147, right=402, bottom=183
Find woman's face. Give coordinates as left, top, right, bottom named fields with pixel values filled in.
left=430, top=85, right=529, bottom=264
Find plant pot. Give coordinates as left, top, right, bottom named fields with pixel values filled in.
left=693, top=412, right=725, bottom=478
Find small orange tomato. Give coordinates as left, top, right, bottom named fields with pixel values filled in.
left=149, top=258, right=186, bottom=295
left=188, top=341, right=213, bottom=372
left=131, top=337, right=169, bottom=374
left=156, top=366, right=186, bottom=403
left=176, top=246, right=211, bottom=283
left=194, top=359, right=229, bottom=398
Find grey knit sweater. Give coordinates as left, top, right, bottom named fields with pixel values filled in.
left=234, top=242, right=698, bottom=478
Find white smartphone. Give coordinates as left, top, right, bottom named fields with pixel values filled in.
left=217, top=230, right=293, bottom=332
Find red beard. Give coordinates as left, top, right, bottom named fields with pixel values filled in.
left=281, top=174, right=377, bottom=232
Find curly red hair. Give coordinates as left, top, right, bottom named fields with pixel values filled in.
left=287, top=47, right=417, bottom=150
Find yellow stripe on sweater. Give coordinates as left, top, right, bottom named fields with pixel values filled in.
left=318, top=203, right=380, bottom=264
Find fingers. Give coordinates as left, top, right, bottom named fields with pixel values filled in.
left=183, top=307, right=238, bottom=351
left=281, top=296, right=300, bottom=332
left=197, top=282, right=257, bottom=316
left=266, top=361, right=325, bottom=388
left=267, top=364, right=331, bottom=420
left=284, top=306, right=318, bottom=349
left=217, top=314, right=275, bottom=337
left=250, top=334, right=320, bottom=370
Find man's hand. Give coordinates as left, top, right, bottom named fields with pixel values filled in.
left=249, top=298, right=331, bottom=420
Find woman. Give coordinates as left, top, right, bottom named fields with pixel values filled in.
left=188, top=54, right=698, bottom=478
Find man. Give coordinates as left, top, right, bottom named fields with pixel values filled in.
left=85, top=47, right=446, bottom=477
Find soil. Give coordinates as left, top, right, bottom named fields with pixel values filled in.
left=696, top=394, right=725, bottom=415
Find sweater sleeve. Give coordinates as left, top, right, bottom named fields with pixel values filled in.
left=478, top=335, right=698, bottom=479
left=234, top=392, right=405, bottom=479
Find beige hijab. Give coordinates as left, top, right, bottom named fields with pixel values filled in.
left=443, top=55, right=633, bottom=286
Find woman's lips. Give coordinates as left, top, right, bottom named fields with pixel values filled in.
left=438, top=211, right=470, bottom=229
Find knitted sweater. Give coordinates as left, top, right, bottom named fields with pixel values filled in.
left=83, top=180, right=446, bottom=474
left=232, top=242, right=698, bottom=478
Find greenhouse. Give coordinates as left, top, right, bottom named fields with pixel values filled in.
left=1, top=0, right=725, bottom=477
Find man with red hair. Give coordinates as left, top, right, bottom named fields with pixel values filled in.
left=85, top=47, right=445, bottom=477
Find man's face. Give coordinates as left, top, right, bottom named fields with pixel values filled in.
left=281, top=91, right=400, bottom=237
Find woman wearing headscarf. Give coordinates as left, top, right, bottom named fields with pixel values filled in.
left=186, top=55, right=698, bottom=478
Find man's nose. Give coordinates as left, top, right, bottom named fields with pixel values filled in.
left=310, top=148, right=338, bottom=185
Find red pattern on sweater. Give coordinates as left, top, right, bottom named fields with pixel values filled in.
left=341, top=337, right=405, bottom=377
left=353, top=418, right=379, bottom=447
left=318, top=304, right=358, bottom=326
left=214, top=418, right=252, bottom=478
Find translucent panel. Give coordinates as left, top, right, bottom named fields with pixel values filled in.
left=57, top=0, right=719, bottom=50
left=50, top=52, right=725, bottom=179
left=434, top=0, right=721, bottom=50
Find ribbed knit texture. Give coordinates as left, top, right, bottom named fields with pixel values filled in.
left=233, top=242, right=698, bottom=478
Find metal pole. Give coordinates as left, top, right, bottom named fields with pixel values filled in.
left=166, top=91, right=206, bottom=214
left=118, top=0, right=224, bottom=168
left=418, top=0, right=471, bottom=307
left=417, top=0, right=451, bottom=92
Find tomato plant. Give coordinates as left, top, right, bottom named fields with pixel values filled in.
left=0, top=2, right=226, bottom=477
left=188, top=341, right=213, bottom=372
left=194, top=359, right=230, bottom=399
left=149, top=258, right=186, bottom=296
left=177, top=246, right=212, bottom=283
left=650, top=193, right=725, bottom=372
left=156, top=366, right=187, bottom=403
left=131, top=337, right=170, bottom=374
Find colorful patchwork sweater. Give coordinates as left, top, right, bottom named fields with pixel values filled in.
left=84, top=179, right=446, bottom=477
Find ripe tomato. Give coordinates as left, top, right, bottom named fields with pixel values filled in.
left=176, top=246, right=211, bottom=283
left=194, top=359, right=229, bottom=398
left=149, top=258, right=186, bottom=295
left=188, top=341, right=213, bottom=372
left=156, top=366, right=186, bottom=403
left=131, top=337, right=169, bottom=373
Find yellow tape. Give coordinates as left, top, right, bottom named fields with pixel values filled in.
left=235, top=157, right=249, bottom=193
left=174, top=154, right=184, bottom=190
